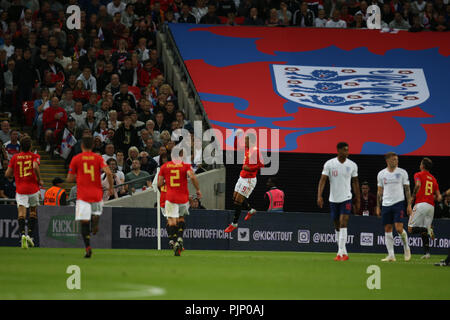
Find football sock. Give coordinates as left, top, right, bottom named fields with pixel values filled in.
left=166, top=225, right=171, bottom=238
left=18, top=217, right=26, bottom=236
left=177, top=221, right=185, bottom=239
left=400, top=229, right=410, bottom=250
left=242, top=199, right=251, bottom=211
left=27, top=217, right=37, bottom=238
left=233, top=203, right=242, bottom=224
left=169, top=225, right=178, bottom=242
left=421, top=231, right=430, bottom=254
left=385, top=232, right=395, bottom=257
left=339, top=228, right=347, bottom=255
left=81, top=222, right=91, bottom=248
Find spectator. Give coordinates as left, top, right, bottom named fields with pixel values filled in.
left=94, top=119, right=109, bottom=143
left=55, top=47, right=71, bottom=71
left=116, top=150, right=125, bottom=172
left=244, top=7, right=265, bottom=25
left=431, top=14, right=448, bottom=31
left=190, top=195, right=206, bottom=209
left=353, top=181, right=377, bottom=216
left=70, top=101, right=87, bottom=133
left=315, top=9, right=328, bottom=27
left=95, top=100, right=110, bottom=122
left=3, top=129, right=20, bottom=160
left=114, top=115, right=139, bottom=155
left=325, top=10, right=347, bottom=28
left=103, top=143, right=117, bottom=163
left=145, top=119, right=157, bottom=141
left=178, top=4, right=197, bottom=23
left=73, top=80, right=90, bottom=103
left=401, top=2, right=415, bottom=26
left=138, top=128, right=151, bottom=149
left=0, top=120, right=11, bottom=144
left=78, top=47, right=97, bottom=72
left=144, top=136, right=159, bottom=157
left=436, top=191, right=450, bottom=219
left=266, top=8, right=282, bottom=26
left=118, top=101, right=133, bottom=121
left=107, top=0, right=126, bottom=17
left=113, top=83, right=137, bottom=110
left=411, top=0, right=426, bottom=15
left=175, top=110, right=194, bottom=133
left=192, top=0, right=209, bottom=23
left=389, top=12, right=411, bottom=29
left=293, top=2, right=315, bottom=27
left=159, top=130, right=171, bottom=148
left=164, top=100, right=177, bottom=126
left=105, top=73, right=121, bottom=96
left=125, top=159, right=152, bottom=194
left=43, top=177, right=67, bottom=206
left=422, top=2, right=437, bottom=30
left=138, top=150, right=158, bottom=176
left=217, top=0, right=237, bottom=17
left=340, top=6, right=354, bottom=26
left=278, top=1, right=293, bottom=25
left=134, top=37, right=150, bottom=63
left=59, top=117, right=78, bottom=160
left=102, top=157, right=124, bottom=201
left=200, top=3, right=221, bottom=24
left=409, top=14, right=424, bottom=32
left=154, top=111, right=169, bottom=139
left=39, top=50, right=65, bottom=88
left=43, top=96, right=67, bottom=153
left=77, top=66, right=97, bottom=94
left=153, top=145, right=168, bottom=164
left=80, top=108, right=100, bottom=133
left=121, top=3, right=138, bottom=29
left=83, top=92, right=100, bottom=113
left=352, top=12, right=367, bottom=28
left=14, top=47, right=36, bottom=109
left=59, top=89, right=76, bottom=114
left=0, top=170, right=15, bottom=203
left=138, top=99, right=154, bottom=123
left=108, top=110, right=121, bottom=130
left=0, top=34, right=14, bottom=58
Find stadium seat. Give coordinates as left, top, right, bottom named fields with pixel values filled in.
left=22, top=100, right=36, bottom=127
left=128, top=86, right=141, bottom=100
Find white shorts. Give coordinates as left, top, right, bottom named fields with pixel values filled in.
left=160, top=207, right=166, bottom=217
left=75, top=199, right=103, bottom=221
left=16, top=192, right=40, bottom=208
left=409, top=202, right=434, bottom=228
left=165, top=201, right=189, bottom=219
left=234, top=177, right=257, bottom=198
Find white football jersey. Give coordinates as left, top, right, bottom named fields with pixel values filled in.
left=377, top=167, right=410, bottom=206
left=322, top=157, right=358, bottom=203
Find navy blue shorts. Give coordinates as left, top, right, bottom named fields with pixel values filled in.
left=330, top=200, right=352, bottom=221
left=381, top=201, right=406, bottom=226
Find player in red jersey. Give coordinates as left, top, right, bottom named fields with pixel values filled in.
left=225, top=134, right=264, bottom=233
left=408, top=157, right=442, bottom=259
left=66, top=136, right=114, bottom=258
left=5, top=136, right=43, bottom=249
left=158, top=149, right=201, bottom=256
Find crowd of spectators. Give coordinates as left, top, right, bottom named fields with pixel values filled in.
left=0, top=0, right=222, bottom=203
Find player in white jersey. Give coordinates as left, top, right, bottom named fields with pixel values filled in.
left=376, top=152, right=412, bottom=262
left=318, top=142, right=360, bottom=261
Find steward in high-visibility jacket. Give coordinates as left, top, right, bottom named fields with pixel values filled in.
left=43, top=177, right=67, bottom=206
left=264, top=177, right=284, bottom=212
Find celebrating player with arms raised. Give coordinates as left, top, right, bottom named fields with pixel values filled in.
left=66, top=136, right=114, bottom=258
left=225, top=133, right=264, bottom=233
left=317, top=142, right=360, bottom=261
left=5, top=136, right=43, bottom=249
left=158, top=149, right=201, bottom=256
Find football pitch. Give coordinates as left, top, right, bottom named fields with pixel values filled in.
left=0, top=247, right=449, bottom=300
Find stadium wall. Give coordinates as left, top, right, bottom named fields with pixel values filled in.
left=2, top=206, right=449, bottom=254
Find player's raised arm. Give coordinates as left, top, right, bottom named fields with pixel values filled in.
left=187, top=169, right=202, bottom=199
left=317, top=174, right=328, bottom=208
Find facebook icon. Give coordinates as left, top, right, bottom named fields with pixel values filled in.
left=120, top=225, right=132, bottom=239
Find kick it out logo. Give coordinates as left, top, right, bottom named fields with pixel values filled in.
left=170, top=122, right=280, bottom=175
left=47, top=215, right=80, bottom=244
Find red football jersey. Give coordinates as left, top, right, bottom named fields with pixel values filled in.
left=414, top=171, right=439, bottom=206
left=69, top=151, right=107, bottom=203
left=240, top=146, right=264, bottom=178
left=8, top=152, right=41, bottom=195
left=159, top=161, right=192, bottom=204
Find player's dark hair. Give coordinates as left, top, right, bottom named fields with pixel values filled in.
left=361, top=181, right=369, bottom=187
left=384, top=152, right=397, bottom=160
left=336, top=142, right=348, bottom=150
left=82, top=136, right=94, bottom=150
left=421, top=157, right=432, bottom=171
left=20, top=136, right=32, bottom=152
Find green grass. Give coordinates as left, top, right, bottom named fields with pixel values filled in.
left=0, top=247, right=449, bottom=300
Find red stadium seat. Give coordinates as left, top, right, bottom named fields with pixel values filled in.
left=128, top=86, right=141, bottom=100
left=22, top=100, right=36, bottom=126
